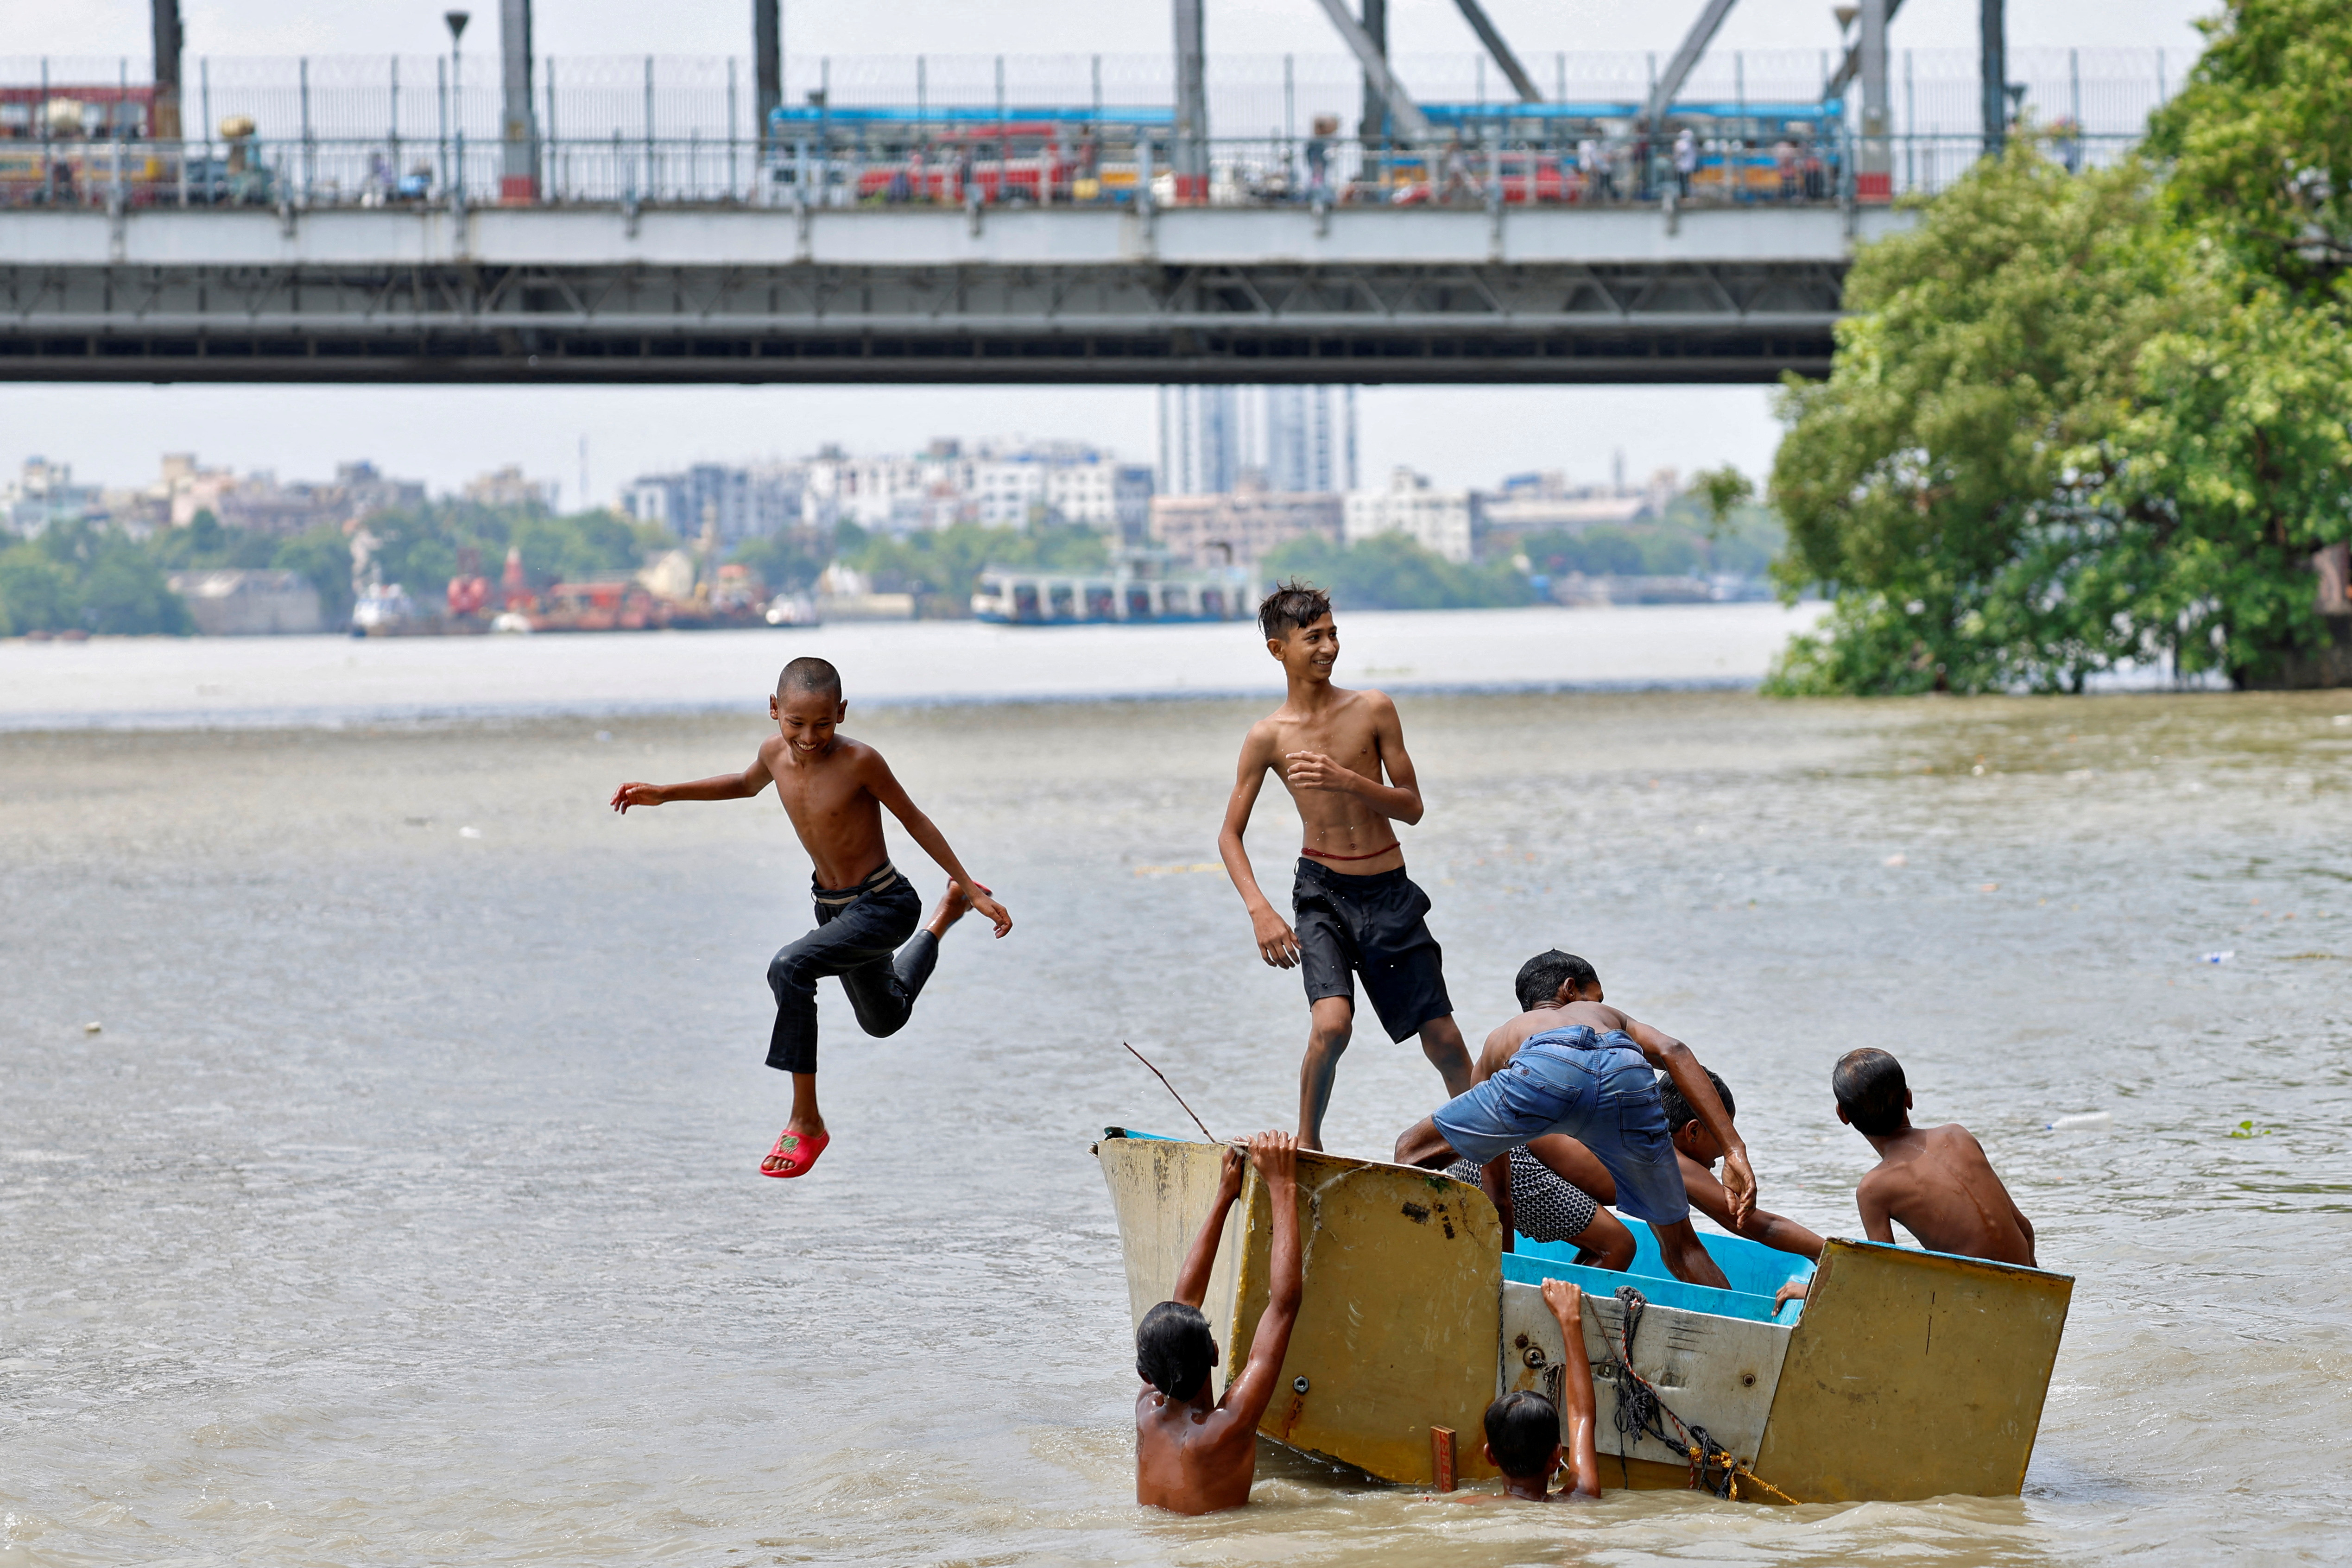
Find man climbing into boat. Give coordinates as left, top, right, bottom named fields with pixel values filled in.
left=1394, top=949, right=1756, bottom=1291
left=1776, top=1050, right=2035, bottom=1304
left=1215, top=581, right=1475, bottom=1151
left=609, top=656, right=1011, bottom=1179
left=1133, top=1132, right=1304, bottom=1515
left=1435, top=1277, right=1606, bottom=1504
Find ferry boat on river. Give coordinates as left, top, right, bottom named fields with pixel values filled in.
left=971, top=550, right=1258, bottom=625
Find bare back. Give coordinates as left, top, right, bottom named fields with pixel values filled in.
left=1856, top=1124, right=2036, bottom=1266
left=1134, top=1388, right=1262, bottom=1514
left=1475, top=998, right=1638, bottom=1080
left=759, top=733, right=891, bottom=888
left=1234, top=686, right=1409, bottom=872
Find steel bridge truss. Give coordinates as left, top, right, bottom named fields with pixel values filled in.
left=0, top=207, right=1884, bottom=385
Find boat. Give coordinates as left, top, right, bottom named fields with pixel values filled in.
left=1095, top=1129, right=2073, bottom=1502
left=971, top=549, right=1257, bottom=625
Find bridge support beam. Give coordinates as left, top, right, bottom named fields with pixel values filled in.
left=150, top=0, right=183, bottom=139
left=498, top=0, right=537, bottom=202
left=1857, top=0, right=1891, bottom=202
left=1980, top=0, right=2006, bottom=157
left=1644, top=0, right=1739, bottom=130
left=1451, top=0, right=1542, bottom=104
left=754, top=0, right=781, bottom=153
left=1172, top=0, right=1208, bottom=200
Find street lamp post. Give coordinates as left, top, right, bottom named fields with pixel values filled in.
left=445, top=10, right=470, bottom=210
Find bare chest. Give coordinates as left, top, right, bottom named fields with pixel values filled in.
left=1268, top=714, right=1383, bottom=777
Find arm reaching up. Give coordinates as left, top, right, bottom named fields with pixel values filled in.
left=1172, top=1144, right=1247, bottom=1310
left=1539, top=1278, right=1603, bottom=1500
left=1218, top=1133, right=1304, bottom=1433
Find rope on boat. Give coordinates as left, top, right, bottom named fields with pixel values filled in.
left=1598, top=1285, right=1798, bottom=1506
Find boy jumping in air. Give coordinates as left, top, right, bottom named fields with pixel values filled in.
left=610, top=657, right=1011, bottom=1179
left=1217, top=582, right=1474, bottom=1151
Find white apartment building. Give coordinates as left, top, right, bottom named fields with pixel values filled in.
left=1, top=458, right=105, bottom=537
left=1344, top=467, right=1475, bottom=564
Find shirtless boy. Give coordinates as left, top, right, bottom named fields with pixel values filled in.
left=1394, top=949, right=1756, bottom=1290
left=1216, top=582, right=1473, bottom=1150
left=609, top=657, right=1010, bottom=1179
left=1440, top=1278, right=1604, bottom=1505
left=1830, top=1047, right=2036, bottom=1265
left=1134, top=1132, right=1303, bottom=1515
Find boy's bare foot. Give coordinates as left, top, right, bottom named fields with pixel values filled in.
left=924, top=879, right=979, bottom=938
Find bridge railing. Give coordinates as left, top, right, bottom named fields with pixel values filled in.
left=0, top=130, right=2141, bottom=215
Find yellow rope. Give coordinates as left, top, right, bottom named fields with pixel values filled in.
left=1726, top=1462, right=1800, bottom=1506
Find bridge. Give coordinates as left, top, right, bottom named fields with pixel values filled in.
left=0, top=201, right=1909, bottom=386
left=0, top=0, right=2155, bottom=386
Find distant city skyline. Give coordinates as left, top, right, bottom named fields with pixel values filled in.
left=0, top=384, right=1783, bottom=514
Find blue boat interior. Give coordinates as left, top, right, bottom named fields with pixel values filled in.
left=1099, top=1131, right=1814, bottom=1324
left=1505, top=1224, right=1813, bottom=1324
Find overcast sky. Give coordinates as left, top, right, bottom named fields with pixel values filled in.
left=5, top=0, right=2219, bottom=505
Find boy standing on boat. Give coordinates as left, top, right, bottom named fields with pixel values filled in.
left=609, top=656, right=1011, bottom=1179
left=1394, top=949, right=1757, bottom=1291
left=1134, top=1132, right=1304, bottom=1514
left=1216, top=582, right=1475, bottom=1150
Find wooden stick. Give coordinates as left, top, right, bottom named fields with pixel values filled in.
left=1122, top=1041, right=1218, bottom=1144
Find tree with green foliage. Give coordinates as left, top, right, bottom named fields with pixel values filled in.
left=0, top=520, right=191, bottom=636
left=1261, top=532, right=1534, bottom=611
left=1769, top=0, right=2352, bottom=693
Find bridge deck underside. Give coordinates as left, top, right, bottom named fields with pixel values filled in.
left=0, top=259, right=1841, bottom=384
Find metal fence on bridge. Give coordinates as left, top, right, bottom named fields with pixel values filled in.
left=0, top=48, right=2168, bottom=212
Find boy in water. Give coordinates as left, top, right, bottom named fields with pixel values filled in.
left=1440, top=1279, right=1604, bottom=1504
left=1134, top=1132, right=1303, bottom=1515
left=1216, top=582, right=1474, bottom=1150
left=1394, top=949, right=1756, bottom=1290
left=609, top=657, right=1011, bottom=1179
left=1827, top=1048, right=2036, bottom=1265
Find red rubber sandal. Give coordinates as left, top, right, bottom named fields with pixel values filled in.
left=761, top=1128, right=830, bottom=1179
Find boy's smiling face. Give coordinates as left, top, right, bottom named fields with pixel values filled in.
left=1268, top=613, right=1340, bottom=683
left=770, top=688, right=847, bottom=755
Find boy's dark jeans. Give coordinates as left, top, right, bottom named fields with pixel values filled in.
left=765, top=871, right=934, bottom=1075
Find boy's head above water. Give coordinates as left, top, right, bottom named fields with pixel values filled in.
left=1136, top=1301, right=1219, bottom=1404
left=1257, top=580, right=1337, bottom=677
left=1482, top=1389, right=1563, bottom=1482
left=1833, top=1048, right=1912, bottom=1137
left=770, top=656, right=847, bottom=749
left=1514, top=948, right=1600, bottom=1011
left=1659, top=1066, right=1737, bottom=1162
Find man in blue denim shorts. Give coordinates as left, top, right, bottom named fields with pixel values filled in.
left=1395, top=949, right=1756, bottom=1290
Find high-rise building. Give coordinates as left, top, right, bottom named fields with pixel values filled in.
left=1160, top=385, right=1355, bottom=496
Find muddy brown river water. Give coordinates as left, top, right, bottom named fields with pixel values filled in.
left=3, top=635, right=2347, bottom=1564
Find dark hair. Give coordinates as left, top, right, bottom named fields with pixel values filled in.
left=1483, top=1389, right=1562, bottom=1480
left=778, top=656, right=842, bottom=701
left=1258, top=579, right=1333, bottom=640
left=1833, top=1048, right=1910, bottom=1136
left=1136, top=1301, right=1218, bottom=1401
left=1657, top=1067, right=1736, bottom=1136
left=1514, top=949, right=1599, bottom=1012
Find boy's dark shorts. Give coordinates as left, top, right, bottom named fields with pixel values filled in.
left=1292, top=858, right=1452, bottom=1043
